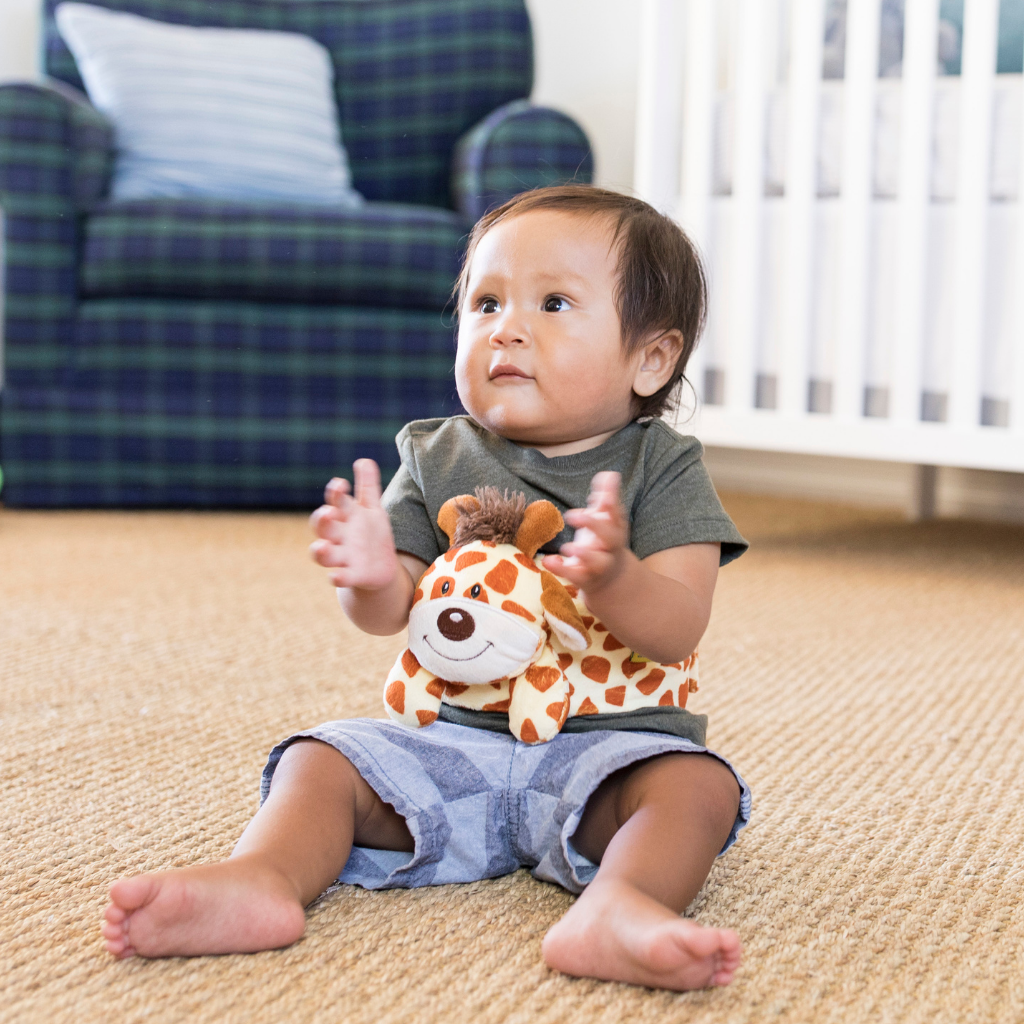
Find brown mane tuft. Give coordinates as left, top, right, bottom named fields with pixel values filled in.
left=450, top=487, right=528, bottom=547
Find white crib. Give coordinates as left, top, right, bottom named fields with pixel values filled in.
left=635, top=0, right=1024, bottom=512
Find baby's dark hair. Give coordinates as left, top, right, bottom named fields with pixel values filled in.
left=454, top=184, right=708, bottom=420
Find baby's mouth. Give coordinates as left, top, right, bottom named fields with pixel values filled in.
left=489, top=364, right=532, bottom=381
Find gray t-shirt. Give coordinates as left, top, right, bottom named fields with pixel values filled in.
left=383, top=415, right=747, bottom=566
left=380, top=415, right=748, bottom=744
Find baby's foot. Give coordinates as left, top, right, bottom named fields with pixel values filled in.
left=542, top=877, right=741, bottom=990
left=100, top=855, right=306, bottom=959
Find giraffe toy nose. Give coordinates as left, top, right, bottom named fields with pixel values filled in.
left=437, top=607, right=475, bottom=641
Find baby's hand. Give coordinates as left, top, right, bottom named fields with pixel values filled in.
left=309, top=459, right=400, bottom=590
left=542, top=471, right=629, bottom=595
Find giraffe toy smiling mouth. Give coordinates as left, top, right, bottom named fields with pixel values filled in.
left=382, top=487, right=700, bottom=744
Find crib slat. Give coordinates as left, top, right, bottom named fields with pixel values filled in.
left=949, top=0, right=999, bottom=429
left=890, top=0, right=939, bottom=424
left=725, top=0, right=765, bottom=412
left=677, top=0, right=715, bottom=406
left=635, top=0, right=683, bottom=216
left=834, top=0, right=882, bottom=421
left=778, top=0, right=824, bottom=416
left=1015, top=31, right=1024, bottom=433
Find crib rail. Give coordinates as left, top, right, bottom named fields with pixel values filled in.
left=637, top=0, right=1024, bottom=474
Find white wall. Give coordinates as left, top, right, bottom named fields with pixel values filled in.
left=0, top=0, right=42, bottom=83
left=525, top=0, right=639, bottom=192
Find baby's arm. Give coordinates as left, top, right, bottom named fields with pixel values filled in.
left=309, top=459, right=428, bottom=636
left=541, top=472, right=719, bottom=664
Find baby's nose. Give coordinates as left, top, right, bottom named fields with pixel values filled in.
left=437, top=607, right=475, bottom=641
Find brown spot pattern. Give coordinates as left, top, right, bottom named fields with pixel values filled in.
left=602, top=633, right=625, bottom=652
left=443, top=546, right=460, bottom=562
left=416, top=710, right=438, bottom=726
left=635, top=669, right=666, bottom=695
left=563, top=583, right=579, bottom=598
left=689, top=679, right=699, bottom=692
left=576, top=696, right=599, bottom=715
left=604, top=685, right=626, bottom=706
left=484, top=559, right=518, bottom=594
left=482, top=698, right=511, bottom=712
left=430, top=576, right=455, bottom=600
left=658, top=689, right=674, bottom=706
left=411, top=588, right=424, bottom=605
left=401, top=649, right=420, bottom=677
left=443, top=682, right=469, bottom=697
left=678, top=685, right=689, bottom=708
left=665, top=662, right=682, bottom=670
left=580, top=656, right=611, bottom=683
left=581, top=616, right=595, bottom=630
left=421, top=563, right=435, bottom=577
left=621, top=656, right=645, bottom=679
left=385, top=680, right=405, bottom=714
left=463, top=585, right=489, bottom=602
left=525, top=665, right=562, bottom=692
left=454, top=550, right=488, bottom=572
left=594, top=622, right=608, bottom=632
left=520, top=719, right=539, bottom=743
left=557, top=652, right=574, bottom=672
left=501, top=599, right=535, bottom=621
left=425, top=679, right=445, bottom=699
left=546, top=699, right=569, bottom=724
left=514, top=552, right=541, bottom=573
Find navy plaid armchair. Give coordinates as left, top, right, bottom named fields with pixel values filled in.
left=0, top=0, right=593, bottom=507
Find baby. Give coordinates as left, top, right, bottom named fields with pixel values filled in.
left=100, top=185, right=751, bottom=991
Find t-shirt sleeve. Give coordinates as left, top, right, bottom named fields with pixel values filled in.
left=629, top=426, right=749, bottom=566
left=380, top=462, right=443, bottom=566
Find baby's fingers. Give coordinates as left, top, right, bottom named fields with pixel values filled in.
left=354, top=459, right=383, bottom=508
left=310, top=538, right=348, bottom=568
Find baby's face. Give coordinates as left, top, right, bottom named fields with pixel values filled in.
left=456, top=209, right=642, bottom=449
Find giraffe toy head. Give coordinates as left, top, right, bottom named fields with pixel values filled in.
left=407, top=488, right=589, bottom=685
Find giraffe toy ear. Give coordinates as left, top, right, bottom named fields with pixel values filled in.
left=514, top=500, right=564, bottom=559
left=437, top=494, right=480, bottom=545
left=539, top=571, right=590, bottom=651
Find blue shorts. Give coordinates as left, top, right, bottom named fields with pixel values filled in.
left=261, top=719, right=751, bottom=895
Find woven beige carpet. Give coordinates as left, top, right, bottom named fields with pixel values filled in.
left=2, top=495, right=1023, bottom=1024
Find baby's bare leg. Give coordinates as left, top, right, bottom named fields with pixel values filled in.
left=542, top=753, right=742, bottom=990
left=101, top=739, right=411, bottom=959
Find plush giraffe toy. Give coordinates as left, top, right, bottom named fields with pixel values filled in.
left=383, top=488, right=699, bottom=744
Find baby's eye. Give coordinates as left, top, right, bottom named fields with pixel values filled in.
left=543, top=296, right=569, bottom=313
left=470, top=584, right=481, bottom=598
left=479, top=297, right=500, bottom=314
left=441, top=581, right=451, bottom=595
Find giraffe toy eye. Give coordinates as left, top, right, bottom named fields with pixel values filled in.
left=470, top=584, right=481, bottom=598
left=441, top=581, right=450, bottom=595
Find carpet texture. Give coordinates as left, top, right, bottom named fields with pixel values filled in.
left=2, top=495, right=1022, bottom=1024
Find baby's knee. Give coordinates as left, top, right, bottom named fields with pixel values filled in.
left=626, top=753, right=740, bottom=822
left=272, top=738, right=364, bottom=794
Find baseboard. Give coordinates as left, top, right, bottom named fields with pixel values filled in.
left=703, top=446, right=1024, bottom=523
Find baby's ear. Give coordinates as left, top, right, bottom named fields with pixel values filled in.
left=437, top=494, right=479, bottom=545
left=540, top=571, right=590, bottom=651
left=515, top=500, right=563, bottom=559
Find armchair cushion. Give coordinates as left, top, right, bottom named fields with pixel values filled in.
left=451, top=100, right=594, bottom=221
left=54, top=3, right=363, bottom=206
left=80, top=199, right=469, bottom=310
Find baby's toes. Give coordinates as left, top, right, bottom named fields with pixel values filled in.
left=100, top=915, right=134, bottom=958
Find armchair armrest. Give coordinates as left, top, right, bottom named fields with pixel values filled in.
left=451, top=100, right=594, bottom=222
left=0, top=81, right=113, bottom=372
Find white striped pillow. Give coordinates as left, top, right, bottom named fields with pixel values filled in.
left=55, top=2, right=363, bottom=207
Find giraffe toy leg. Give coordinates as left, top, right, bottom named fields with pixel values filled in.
left=383, top=650, right=444, bottom=728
